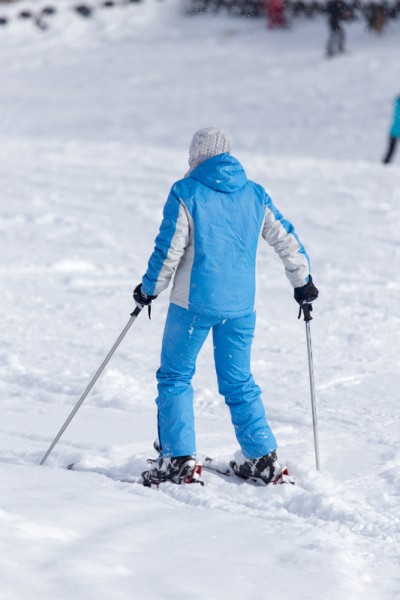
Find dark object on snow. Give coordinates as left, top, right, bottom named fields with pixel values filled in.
left=0, top=16, right=8, bottom=25
left=41, top=6, right=57, bottom=16
left=74, top=4, right=93, bottom=17
left=18, top=10, right=33, bottom=19
left=102, top=0, right=115, bottom=6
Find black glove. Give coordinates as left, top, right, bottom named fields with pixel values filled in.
left=294, top=275, right=319, bottom=305
left=133, top=284, right=157, bottom=309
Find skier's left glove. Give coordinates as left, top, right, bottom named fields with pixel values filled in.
left=133, top=283, right=157, bottom=310
left=294, top=275, right=319, bottom=305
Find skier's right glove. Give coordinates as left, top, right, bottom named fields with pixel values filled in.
left=133, top=284, right=157, bottom=309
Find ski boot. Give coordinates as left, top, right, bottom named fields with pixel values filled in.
left=142, top=455, right=203, bottom=487
left=231, top=451, right=295, bottom=485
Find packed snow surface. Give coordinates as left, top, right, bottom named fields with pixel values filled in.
left=1, top=2, right=399, bottom=599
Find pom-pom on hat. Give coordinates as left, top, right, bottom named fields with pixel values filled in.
left=188, top=127, right=231, bottom=170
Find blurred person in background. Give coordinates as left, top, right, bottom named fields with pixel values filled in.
left=326, top=0, right=349, bottom=57
left=264, top=0, right=288, bottom=28
left=382, top=95, right=400, bottom=164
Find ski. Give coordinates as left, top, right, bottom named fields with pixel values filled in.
left=66, top=457, right=294, bottom=487
left=202, top=457, right=295, bottom=486
left=67, top=461, right=204, bottom=487
left=152, top=440, right=295, bottom=486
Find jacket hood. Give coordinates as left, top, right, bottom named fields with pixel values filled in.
left=189, top=153, right=248, bottom=193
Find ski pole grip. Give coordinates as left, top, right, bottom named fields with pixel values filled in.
left=298, top=302, right=313, bottom=322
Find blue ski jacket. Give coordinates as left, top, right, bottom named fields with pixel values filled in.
left=390, top=96, right=400, bottom=138
left=142, top=153, right=311, bottom=319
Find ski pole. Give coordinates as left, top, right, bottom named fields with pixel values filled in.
left=39, top=307, right=142, bottom=466
left=299, top=303, right=320, bottom=471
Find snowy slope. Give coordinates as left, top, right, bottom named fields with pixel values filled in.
left=1, top=2, right=400, bottom=599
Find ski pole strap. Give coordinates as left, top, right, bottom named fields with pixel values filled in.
left=131, top=305, right=152, bottom=319
left=298, top=302, right=313, bottom=322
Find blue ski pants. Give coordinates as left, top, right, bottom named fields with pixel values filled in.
left=156, top=303, right=277, bottom=459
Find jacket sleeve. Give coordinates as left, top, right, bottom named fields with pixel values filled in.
left=262, top=193, right=311, bottom=288
left=141, top=185, right=190, bottom=297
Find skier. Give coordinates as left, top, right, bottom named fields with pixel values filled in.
left=263, top=0, right=287, bottom=29
left=326, top=0, right=348, bottom=57
left=134, top=127, right=319, bottom=486
left=382, top=95, right=400, bottom=164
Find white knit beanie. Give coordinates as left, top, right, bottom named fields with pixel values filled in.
left=188, top=127, right=231, bottom=170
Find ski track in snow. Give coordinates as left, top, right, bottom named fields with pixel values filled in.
left=1, top=1, right=400, bottom=599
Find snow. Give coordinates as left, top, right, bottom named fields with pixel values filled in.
left=1, top=1, right=400, bottom=599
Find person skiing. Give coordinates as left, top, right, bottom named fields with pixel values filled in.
left=326, top=0, right=348, bottom=57
left=382, top=95, right=400, bottom=164
left=263, top=0, right=287, bottom=29
left=134, top=127, right=319, bottom=486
